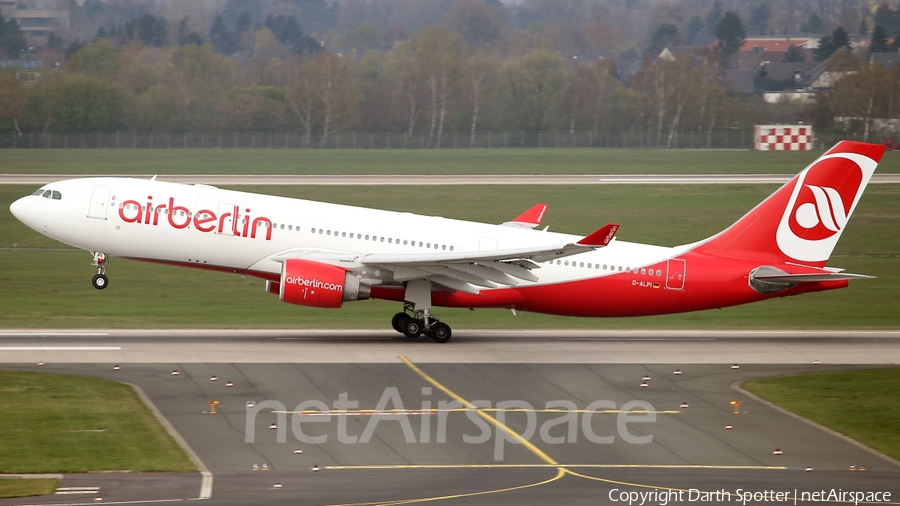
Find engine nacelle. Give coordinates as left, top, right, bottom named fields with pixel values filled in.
left=279, top=259, right=368, bottom=308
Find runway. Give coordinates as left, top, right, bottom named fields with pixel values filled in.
left=3, top=173, right=900, bottom=185
left=1, top=329, right=899, bottom=364
left=1, top=331, right=899, bottom=506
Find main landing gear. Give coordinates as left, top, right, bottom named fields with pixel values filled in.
left=91, top=252, right=108, bottom=290
left=391, top=305, right=452, bottom=344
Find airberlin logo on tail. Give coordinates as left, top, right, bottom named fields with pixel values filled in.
left=790, top=184, right=848, bottom=240
left=776, top=153, right=874, bottom=262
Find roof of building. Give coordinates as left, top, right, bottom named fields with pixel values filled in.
left=740, top=37, right=813, bottom=52
left=724, top=69, right=756, bottom=94
left=871, top=52, right=900, bottom=68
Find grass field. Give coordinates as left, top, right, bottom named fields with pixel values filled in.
left=742, top=369, right=900, bottom=462
left=1, top=148, right=899, bottom=175
left=0, top=371, right=196, bottom=474
left=2, top=183, right=898, bottom=329
left=0, top=479, right=59, bottom=499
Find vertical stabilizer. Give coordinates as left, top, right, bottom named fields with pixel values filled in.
left=692, top=141, right=885, bottom=267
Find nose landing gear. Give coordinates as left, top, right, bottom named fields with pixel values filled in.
left=91, top=252, right=108, bottom=290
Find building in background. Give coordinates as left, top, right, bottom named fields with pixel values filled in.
left=0, top=0, right=69, bottom=47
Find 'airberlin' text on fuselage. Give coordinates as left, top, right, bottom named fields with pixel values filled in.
left=117, top=197, right=273, bottom=240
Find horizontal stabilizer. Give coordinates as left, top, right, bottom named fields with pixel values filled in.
left=752, top=272, right=874, bottom=283
left=577, top=224, right=619, bottom=247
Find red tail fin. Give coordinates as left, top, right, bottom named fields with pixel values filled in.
left=692, top=141, right=885, bottom=267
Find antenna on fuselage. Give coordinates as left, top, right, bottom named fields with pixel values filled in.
left=150, top=175, right=158, bottom=181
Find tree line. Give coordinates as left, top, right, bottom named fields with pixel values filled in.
left=1, top=11, right=899, bottom=144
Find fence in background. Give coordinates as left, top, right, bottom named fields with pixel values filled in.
left=0, top=130, right=894, bottom=149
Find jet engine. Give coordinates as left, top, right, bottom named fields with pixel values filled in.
left=277, top=259, right=368, bottom=308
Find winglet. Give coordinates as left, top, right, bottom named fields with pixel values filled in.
left=577, top=224, right=619, bottom=247
left=502, top=203, right=549, bottom=229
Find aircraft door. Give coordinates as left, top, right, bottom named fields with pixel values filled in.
left=216, top=203, right=237, bottom=236
left=666, top=258, right=686, bottom=290
left=87, top=187, right=111, bottom=219
left=479, top=237, right=498, bottom=251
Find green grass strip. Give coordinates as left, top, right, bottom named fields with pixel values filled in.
left=742, top=369, right=900, bottom=462
left=1, top=148, right=898, bottom=175
left=0, top=478, right=59, bottom=499
left=0, top=371, right=197, bottom=474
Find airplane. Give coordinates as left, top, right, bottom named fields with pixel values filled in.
left=9, top=140, right=884, bottom=343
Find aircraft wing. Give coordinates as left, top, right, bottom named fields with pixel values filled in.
left=361, top=223, right=619, bottom=294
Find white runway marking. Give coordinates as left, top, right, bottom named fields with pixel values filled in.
left=0, top=346, right=121, bottom=351
left=3, top=173, right=900, bottom=185
left=0, top=332, right=109, bottom=336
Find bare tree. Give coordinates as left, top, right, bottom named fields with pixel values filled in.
left=286, top=58, right=315, bottom=146
left=413, top=25, right=466, bottom=148
left=308, top=52, right=359, bottom=145
left=463, top=57, right=493, bottom=147
left=666, top=56, right=702, bottom=148
left=564, top=58, right=617, bottom=134
left=0, top=73, right=27, bottom=138
left=832, top=62, right=891, bottom=142
left=633, top=58, right=678, bottom=146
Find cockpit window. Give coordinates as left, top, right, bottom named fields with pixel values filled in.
left=33, top=189, right=62, bottom=200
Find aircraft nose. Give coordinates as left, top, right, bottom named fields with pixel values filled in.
left=9, top=196, right=29, bottom=223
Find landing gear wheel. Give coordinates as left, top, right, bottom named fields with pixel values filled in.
left=91, top=274, right=108, bottom=290
left=428, top=322, right=452, bottom=343
left=401, top=318, right=424, bottom=339
left=391, top=312, right=408, bottom=333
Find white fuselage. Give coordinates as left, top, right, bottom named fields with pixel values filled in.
left=12, top=177, right=678, bottom=286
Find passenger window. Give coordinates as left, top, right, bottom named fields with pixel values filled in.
left=449, top=246, right=454, bottom=251
left=403, top=240, right=408, bottom=245
left=342, top=232, right=346, bottom=237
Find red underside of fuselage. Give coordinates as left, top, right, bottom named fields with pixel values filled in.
left=374, top=250, right=849, bottom=317
left=126, top=251, right=848, bottom=318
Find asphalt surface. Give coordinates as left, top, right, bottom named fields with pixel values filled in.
left=1, top=331, right=899, bottom=506
left=3, top=173, right=900, bottom=185
left=1, top=330, right=899, bottom=364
